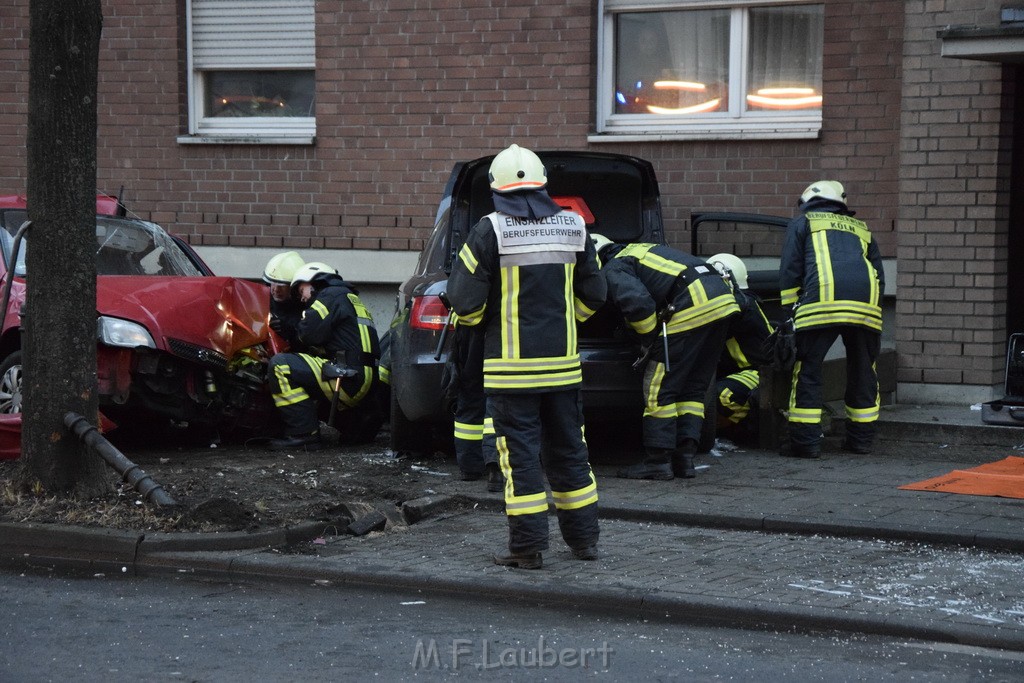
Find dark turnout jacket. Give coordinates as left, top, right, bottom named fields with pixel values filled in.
left=297, top=274, right=380, bottom=368
left=447, top=209, right=607, bottom=393
left=779, top=198, right=884, bottom=332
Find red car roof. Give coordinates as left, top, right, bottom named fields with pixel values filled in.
left=0, top=193, right=123, bottom=216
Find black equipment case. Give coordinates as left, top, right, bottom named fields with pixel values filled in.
left=981, top=333, right=1024, bottom=426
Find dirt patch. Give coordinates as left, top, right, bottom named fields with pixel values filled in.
left=0, top=428, right=469, bottom=534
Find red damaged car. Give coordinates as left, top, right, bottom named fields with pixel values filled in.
left=0, top=194, right=281, bottom=442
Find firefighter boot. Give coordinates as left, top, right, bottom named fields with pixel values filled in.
left=493, top=550, right=543, bottom=570
left=673, top=439, right=698, bottom=478
left=485, top=462, right=504, bottom=493
left=616, top=448, right=674, bottom=480
left=269, top=430, right=323, bottom=451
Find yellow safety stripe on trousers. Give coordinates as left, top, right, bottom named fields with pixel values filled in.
left=665, top=294, right=740, bottom=334
left=644, top=399, right=704, bottom=419
left=725, top=337, right=750, bottom=369
left=457, top=242, right=479, bottom=274
left=483, top=416, right=494, bottom=436
left=846, top=403, right=879, bottom=423
left=378, top=365, right=391, bottom=384
left=299, top=354, right=373, bottom=408
left=720, top=388, right=750, bottom=424
left=677, top=400, right=704, bottom=418
left=811, top=230, right=835, bottom=304
left=310, top=299, right=329, bottom=320
left=787, top=360, right=820, bottom=423
left=550, top=472, right=598, bottom=510
left=644, top=361, right=666, bottom=416
left=496, top=435, right=549, bottom=516
left=500, top=265, right=521, bottom=359
left=484, top=368, right=583, bottom=391
left=781, top=286, right=801, bottom=307
left=453, top=421, right=484, bottom=441
left=271, top=364, right=310, bottom=407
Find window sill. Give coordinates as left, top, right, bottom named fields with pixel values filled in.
left=588, top=126, right=820, bottom=143
left=177, top=135, right=316, bottom=146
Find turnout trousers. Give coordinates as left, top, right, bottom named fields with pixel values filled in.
left=451, top=327, right=496, bottom=477
left=489, top=389, right=599, bottom=555
left=787, top=326, right=881, bottom=450
left=270, top=352, right=373, bottom=437
left=642, top=318, right=730, bottom=452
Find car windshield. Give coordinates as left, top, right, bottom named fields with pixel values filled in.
left=0, top=212, right=204, bottom=277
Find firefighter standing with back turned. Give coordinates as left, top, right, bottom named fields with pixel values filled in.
left=591, top=235, right=739, bottom=481
left=447, top=143, right=607, bottom=570
left=779, top=180, right=884, bottom=458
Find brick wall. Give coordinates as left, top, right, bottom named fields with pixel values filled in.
left=0, top=0, right=905, bottom=263
left=897, top=1, right=1012, bottom=392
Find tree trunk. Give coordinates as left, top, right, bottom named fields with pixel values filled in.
left=22, top=0, right=108, bottom=497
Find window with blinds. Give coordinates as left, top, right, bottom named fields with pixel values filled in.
left=184, top=0, right=316, bottom=143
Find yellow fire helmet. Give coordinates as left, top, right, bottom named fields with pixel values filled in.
left=799, top=180, right=847, bottom=206
left=707, top=253, right=749, bottom=290
left=291, top=261, right=339, bottom=286
left=488, top=144, right=547, bottom=193
left=263, top=251, right=305, bottom=285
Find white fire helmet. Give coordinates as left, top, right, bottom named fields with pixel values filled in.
left=291, top=261, right=339, bottom=286
left=708, top=253, right=749, bottom=290
left=488, top=144, right=547, bottom=193
left=263, top=251, right=305, bottom=285
left=799, top=180, right=847, bottom=206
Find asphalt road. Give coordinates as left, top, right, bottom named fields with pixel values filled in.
left=3, top=569, right=1023, bottom=682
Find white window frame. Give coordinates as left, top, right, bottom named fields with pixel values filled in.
left=180, top=0, right=316, bottom=145
left=593, top=0, right=823, bottom=142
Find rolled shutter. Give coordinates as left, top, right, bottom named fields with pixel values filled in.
left=191, top=0, right=314, bottom=69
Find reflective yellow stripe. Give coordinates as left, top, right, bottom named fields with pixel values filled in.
left=788, top=407, right=822, bottom=423
left=484, top=369, right=583, bottom=391
left=807, top=212, right=872, bottom=243
left=725, top=338, right=749, bottom=368
left=720, top=388, right=750, bottom=423
left=812, top=230, right=834, bottom=303
left=379, top=366, right=391, bottom=384
left=665, top=294, right=739, bottom=334
left=846, top=405, right=879, bottom=422
left=310, top=300, right=329, bottom=320
left=630, top=312, right=657, bottom=335
left=500, top=266, right=521, bottom=359
left=574, top=297, right=597, bottom=322
left=781, top=286, right=801, bottom=306
left=551, top=472, right=598, bottom=510
left=271, top=365, right=310, bottom=407
left=564, top=263, right=576, bottom=356
left=459, top=306, right=486, bottom=326
left=677, top=400, right=704, bottom=418
left=484, top=355, right=580, bottom=373
left=454, top=421, right=484, bottom=441
left=458, top=243, right=478, bottom=274
left=640, top=251, right=685, bottom=277
left=483, top=416, right=494, bottom=436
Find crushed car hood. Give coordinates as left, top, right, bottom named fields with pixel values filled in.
left=96, top=276, right=271, bottom=359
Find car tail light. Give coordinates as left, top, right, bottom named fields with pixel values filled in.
left=410, top=295, right=453, bottom=331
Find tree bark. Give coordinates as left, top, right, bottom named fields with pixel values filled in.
left=22, top=0, right=109, bottom=497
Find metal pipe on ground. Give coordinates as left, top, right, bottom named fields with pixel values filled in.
left=64, top=412, right=177, bottom=508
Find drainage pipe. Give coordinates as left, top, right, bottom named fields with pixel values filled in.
left=64, top=412, right=177, bottom=508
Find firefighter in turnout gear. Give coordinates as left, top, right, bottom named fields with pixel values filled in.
left=707, top=254, right=774, bottom=441
left=447, top=143, right=607, bottom=569
left=594, top=237, right=740, bottom=480
left=268, top=262, right=382, bottom=450
left=263, top=251, right=306, bottom=351
left=779, top=180, right=884, bottom=458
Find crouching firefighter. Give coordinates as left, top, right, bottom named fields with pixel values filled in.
left=268, top=262, right=382, bottom=450
left=447, top=143, right=607, bottom=569
left=592, top=235, right=740, bottom=480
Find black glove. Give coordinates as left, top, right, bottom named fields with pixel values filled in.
left=269, top=316, right=284, bottom=333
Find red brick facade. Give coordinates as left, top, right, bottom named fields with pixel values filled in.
left=0, top=0, right=1016, bottom=400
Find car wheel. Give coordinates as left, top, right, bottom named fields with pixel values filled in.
left=389, top=385, right=426, bottom=456
left=0, top=351, right=23, bottom=414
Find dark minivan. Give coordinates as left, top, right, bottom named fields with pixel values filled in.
left=387, top=151, right=684, bottom=455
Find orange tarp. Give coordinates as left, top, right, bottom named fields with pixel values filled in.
left=899, top=456, right=1024, bottom=499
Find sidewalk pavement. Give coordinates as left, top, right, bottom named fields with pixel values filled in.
left=3, top=403, right=1024, bottom=651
